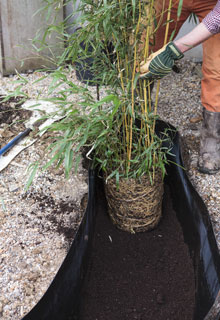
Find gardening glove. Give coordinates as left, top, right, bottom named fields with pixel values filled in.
left=138, top=42, right=184, bottom=80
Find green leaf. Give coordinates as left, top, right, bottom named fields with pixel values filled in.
left=132, top=0, right=136, bottom=22
left=133, top=72, right=140, bottom=90
left=169, top=30, right=176, bottom=42
left=177, top=0, right=183, bottom=18
left=64, top=143, right=74, bottom=178
left=74, top=154, right=82, bottom=174
left=25, top=162, right=39, bottom=191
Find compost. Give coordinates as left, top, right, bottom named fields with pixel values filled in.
left=79, top=181, right=195, bottom=320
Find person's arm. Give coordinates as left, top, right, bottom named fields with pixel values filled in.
left=174, top=22, right=213, bottom=53
left=174, top=0, right=220, bottom=52
left=138, top=23, right=212, bottom=79
left=139, top=0, right=220, bottom=79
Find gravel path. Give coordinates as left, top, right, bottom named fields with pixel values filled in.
left=0, top=59, right=219, bottom=319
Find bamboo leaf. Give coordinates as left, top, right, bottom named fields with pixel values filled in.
left=74, top=154, right=82, bottom=174
left=133, top=72, right=139, bottom=89
left=25, top=162, right=39, bottom=191
left=169, top=29, right=176, bottom=42
left=177, top=0, right=183, bottom=18
left=64, top=143, right=74, bottom=178
left=132, top=0, right=136, bottom=22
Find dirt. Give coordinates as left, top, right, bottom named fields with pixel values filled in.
left=0, top=96, right=32, bottom=147
left=0, top=95, right=84, bottom=248
left=79, top=182, right=195, bottom=320
left=21, top=189, right=85, bottom=248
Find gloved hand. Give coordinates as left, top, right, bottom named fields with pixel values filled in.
left=138, top=42, right=184, bottom=79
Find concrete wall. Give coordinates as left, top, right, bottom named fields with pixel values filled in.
left=0, top=0, right=64, bottom=75
left=65, top=0, right=81, bottom=34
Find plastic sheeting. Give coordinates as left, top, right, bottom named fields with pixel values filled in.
left=22, top=121, right=220, bottom=320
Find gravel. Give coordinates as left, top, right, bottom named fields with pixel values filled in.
left=0, top=58, right=219, bottom=319
left=156, top=60, right=220, bottom=247
left=0, top=143, right=88, bottom=319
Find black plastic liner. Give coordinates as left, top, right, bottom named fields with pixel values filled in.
left=157, top=121, right=220, bottom=319
left=22, top=121, right=220, bottom=320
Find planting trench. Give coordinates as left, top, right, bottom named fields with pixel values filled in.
left=21, top=121, right=220, bottom=320
left=79, top=181, right=195, bottom=320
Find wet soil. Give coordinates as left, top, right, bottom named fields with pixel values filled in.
left=79, top=183, right=195, bottom=320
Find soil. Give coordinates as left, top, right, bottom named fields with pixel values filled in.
left=0, top=95, right=32, bottom=148
left=79, top=182, right=195, bottom=320
left=21, top=190, right=85, bottom=247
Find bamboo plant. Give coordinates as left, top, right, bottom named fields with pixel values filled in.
left=24, top=0, right=180, bottom=187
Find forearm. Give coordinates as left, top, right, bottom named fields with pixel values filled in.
left=174, top=23, right=213, bottom=53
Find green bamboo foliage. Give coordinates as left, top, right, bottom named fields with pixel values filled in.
left=24, top=0, right=177, bottom=186
left=72, top=0, right=173, bottom=178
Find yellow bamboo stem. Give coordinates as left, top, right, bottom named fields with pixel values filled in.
left=143, top=0, right=155, bottom=60
left=151, top=0, right=173, bottom=176
left=144, top=83, right=150, bottom=148
left=153, top=0, right=173, bottom=118
left=142, top=0, right=155, bottom=148
left=112, top=32, right=130, bottom=160
left=164, top=0, right=173, bottom=45
left=139, top=0, right=173, bottom=179
left=127, top=0, right=142, bottom=170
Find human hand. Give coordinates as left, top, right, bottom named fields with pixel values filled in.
left=138, top=42, right=184, bottom=80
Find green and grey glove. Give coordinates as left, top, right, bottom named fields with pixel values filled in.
left=139, top=42, right=184, bottom=79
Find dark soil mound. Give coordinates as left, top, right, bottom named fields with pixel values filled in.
left=0, top=96, right=32, bottom=147
left=79, top=184, right=195, bottom=320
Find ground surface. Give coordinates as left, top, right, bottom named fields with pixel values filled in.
left=0, top=95, right=88, bottom=319
left=0, top=59, right=219, bottom=319
left=0, top=97, right=32, bottom=148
